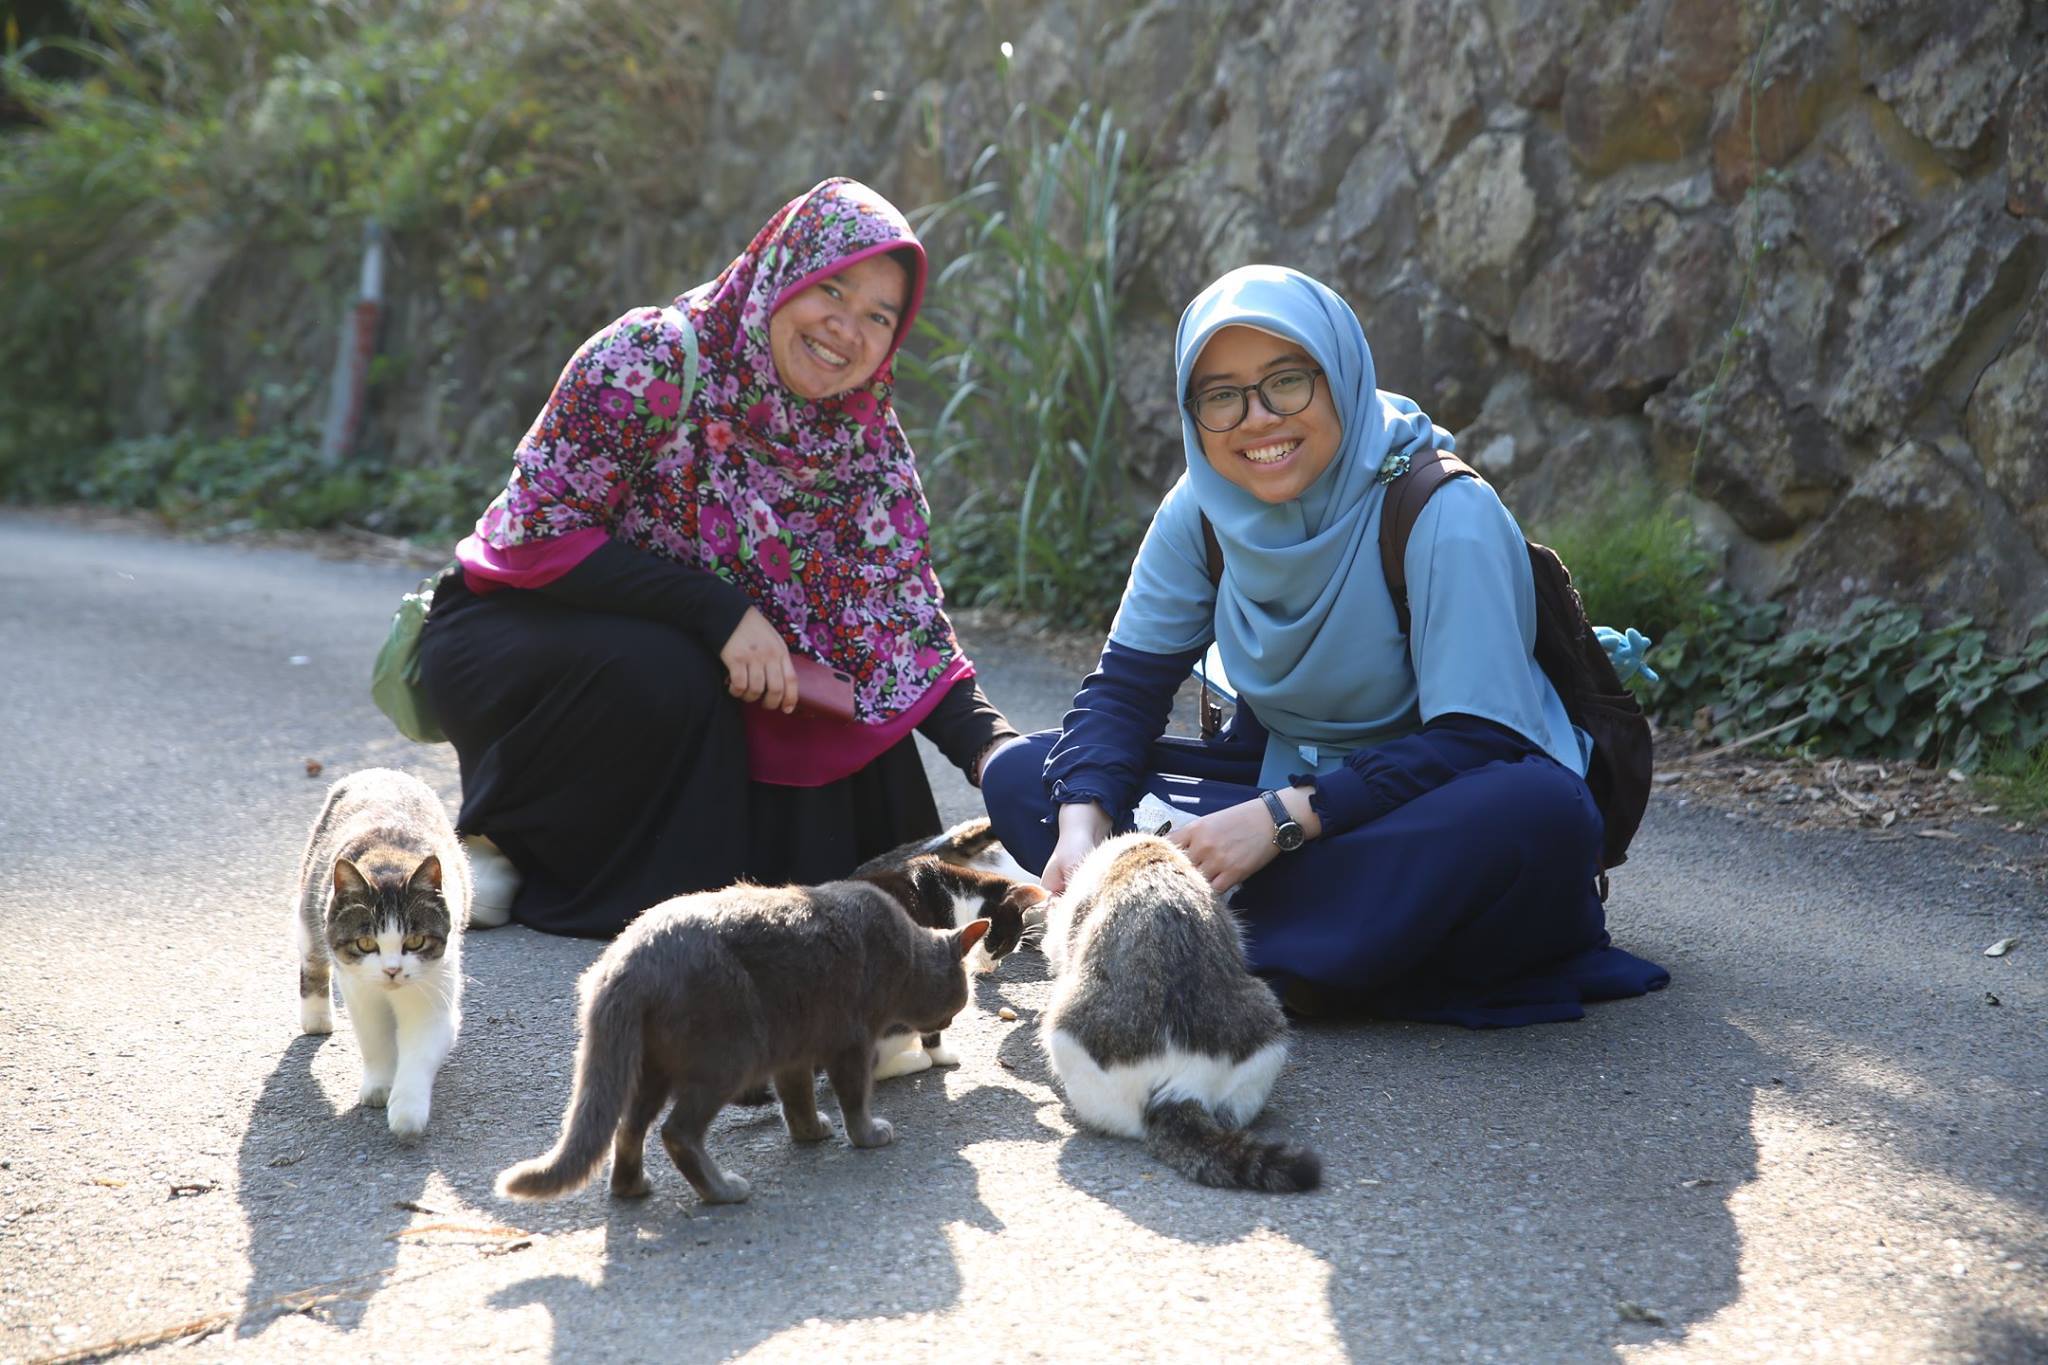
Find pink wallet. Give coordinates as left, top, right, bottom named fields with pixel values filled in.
left=789, top=655, right=857, bottom=721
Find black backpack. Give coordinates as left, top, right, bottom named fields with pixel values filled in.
left=1198, top=449, right=1653, bottom=879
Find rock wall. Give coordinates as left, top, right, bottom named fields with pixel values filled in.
left=319, top=0, right=2048, bottom=638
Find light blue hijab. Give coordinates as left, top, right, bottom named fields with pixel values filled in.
left=1111, top=265, right=1585, bottom=784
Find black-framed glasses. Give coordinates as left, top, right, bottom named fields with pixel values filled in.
left=1183, top=367, right=1325, bottom=432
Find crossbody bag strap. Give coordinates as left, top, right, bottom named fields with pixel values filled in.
left=659, top=303, right=703, bottom=410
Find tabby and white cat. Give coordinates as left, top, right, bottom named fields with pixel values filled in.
left=853, top=818, right=1049, bottom=1079
left=1041, top=833, right=1320, bottom=1192
left=496, top=868, right=991, bottom=1207
left=294, top=768, right=467, bottom=1140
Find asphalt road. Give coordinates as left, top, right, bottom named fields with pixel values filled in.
left=1, top=508, right=2043, bottom=1364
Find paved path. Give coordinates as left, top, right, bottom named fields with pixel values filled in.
left=1, top=509, right=2042, bottom=1363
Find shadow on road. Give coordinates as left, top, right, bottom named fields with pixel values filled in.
left=232, top=1031, right=447, bottom=1337
left=487, top=1079, right=1043, bottom=1360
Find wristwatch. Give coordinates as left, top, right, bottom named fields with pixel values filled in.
left=1259, top=789, right=1306, bottom=852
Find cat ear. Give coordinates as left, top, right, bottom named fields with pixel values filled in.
left=1000, top=884, right=1050, bottom=913
left=952, top=918, right=991, bottom=958
left=406, top=855, right=444, bottom=896
left=332, top=858, right=372, bottom=902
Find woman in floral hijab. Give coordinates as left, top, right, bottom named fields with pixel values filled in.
left=419, top=178, right=1018, bottom=937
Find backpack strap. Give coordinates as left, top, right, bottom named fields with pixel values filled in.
left=1379, top=450, right=1479, bottom=634
left=1195, top=513, right=1225, bottom=736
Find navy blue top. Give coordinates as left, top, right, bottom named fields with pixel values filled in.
left=1045, top=638, right=1547, bottom=835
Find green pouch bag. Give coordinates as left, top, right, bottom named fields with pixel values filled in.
left=370, top=562, right=457, bottom=744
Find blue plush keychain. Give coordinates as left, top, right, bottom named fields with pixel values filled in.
left=1595, top=626, right=1660, bottom=683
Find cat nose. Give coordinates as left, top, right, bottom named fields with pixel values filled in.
left=383, top=964, right=402, bottom=979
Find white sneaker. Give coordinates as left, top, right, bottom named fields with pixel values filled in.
left=463, top=835, right=520, bottom=928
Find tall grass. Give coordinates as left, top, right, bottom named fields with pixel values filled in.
left=899, top=103, right=1144, bottom=621
left=1976, top=738, right=2048, bottom=826
left=1528, top=487, right=1716, bottom=643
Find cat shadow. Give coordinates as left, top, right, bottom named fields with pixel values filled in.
left=1041, top=996, right=1761, bottom=1361
left=487, top=1077, right=1044, bottom=1360
left=232, top=1023, right=456, bottom=1337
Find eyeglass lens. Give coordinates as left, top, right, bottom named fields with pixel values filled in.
left=1189, top=369, right=1319, bottom=432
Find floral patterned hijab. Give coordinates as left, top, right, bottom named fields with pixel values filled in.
left=469, top=177, right=963, bottom=732
left=669, top=177, right=958, bottom=722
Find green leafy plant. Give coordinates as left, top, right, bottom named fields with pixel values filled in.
left=75, top=431, right=355, bottom=529
left=898, top=103, right=1146, bottom=622
left=1653, top=599, right=2048, bottom=772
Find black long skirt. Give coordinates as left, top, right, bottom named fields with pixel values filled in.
left=417, top=573, right=942, bottom=938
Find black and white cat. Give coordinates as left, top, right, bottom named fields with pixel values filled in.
left=293, top=768, right=467, bottom=1140
left=1041, top=833, right=1320, bottom=1192
left=854, top=818, right=1049, bottom=1079
left=496, top=869, right=992, bottom=1206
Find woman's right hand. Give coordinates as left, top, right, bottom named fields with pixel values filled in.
left=719, top=608, right=797, bottom=713
left=1042, top=802, right=1113, bottom=894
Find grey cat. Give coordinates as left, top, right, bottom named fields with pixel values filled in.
left=1041, top=832, right=1320, bottom=1192
left=495, top=868, right=991, bottom=1206
left=294, top=767, right=468, bottom=1140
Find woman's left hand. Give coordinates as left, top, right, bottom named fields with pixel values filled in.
left=1168, top=799, right=1284, bottom=894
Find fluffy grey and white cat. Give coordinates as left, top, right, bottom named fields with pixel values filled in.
left=853, top=818, right=1049, bottom=1079
left=496, top=868, right=991, bottom=1207
left=293, top=768, right=467, bottom=1140
left=1041, top=833, right=1320, bottom=1192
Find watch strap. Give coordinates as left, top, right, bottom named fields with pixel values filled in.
left=1260, top=789, right=1303, bottom=850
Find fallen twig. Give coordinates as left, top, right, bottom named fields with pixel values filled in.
left=1664, top=712, right=1819, bottom=773
left=386, top=1221, right=528, bottom=1242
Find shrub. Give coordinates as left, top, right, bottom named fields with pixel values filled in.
left=898, top=103, right=1146, bottom=623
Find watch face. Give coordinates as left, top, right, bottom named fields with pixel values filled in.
left=1274, top=823, right=1305, bottom=852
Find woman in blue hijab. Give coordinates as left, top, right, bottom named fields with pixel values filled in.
left=982, top=266, right=1667, bottom=1026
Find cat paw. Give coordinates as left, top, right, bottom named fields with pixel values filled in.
left=784, top=1116, right=832, bottom=1143
left=386, top=1096, right=431, bottom=1141
left=872, top=1048, right=933, bottom=1081
left=924, top=1043, right=961, bottom=1068
left=848, top=1117, right=895, bottom=1149
left=300, top=999, right=334, bottom=1035
left=697, top=1174, right=751, bottom=1205
left=609, top=1171, right=653, bottom=1199
left=357, top=1080, right=393, bottom=1108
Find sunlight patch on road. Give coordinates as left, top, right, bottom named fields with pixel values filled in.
left=1621, top=1089, right=2045, bottom=1360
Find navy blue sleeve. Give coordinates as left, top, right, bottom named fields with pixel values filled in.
left=1294, top=713, right=1545, bottom=838
left=1043, top=638, right=1203, bottom=814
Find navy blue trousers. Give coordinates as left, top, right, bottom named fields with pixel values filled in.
left=983, top=730, right=1668, bottom=1027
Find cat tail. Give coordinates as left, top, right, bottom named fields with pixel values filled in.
left=1141, top=1097, right=1321, bottom=1194
left=495, top=967, right=645, bottom=1202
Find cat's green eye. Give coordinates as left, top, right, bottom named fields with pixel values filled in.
left=402, top=934, right=427, bottom=952
left=354, top=935, right=378, bottom=954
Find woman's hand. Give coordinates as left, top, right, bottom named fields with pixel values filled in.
left=1169, top=789, right=1319, bottom=894
left=1168, top=800, right=1279, bottom=893
left=1042, top=802, right=1112, bottom=894
left=719, top=608, right=797, bottom=713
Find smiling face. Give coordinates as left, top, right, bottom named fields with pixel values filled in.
left=1187, top=325, right=1343, bottom=504
left=767, top=252, right=910, bottom=400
